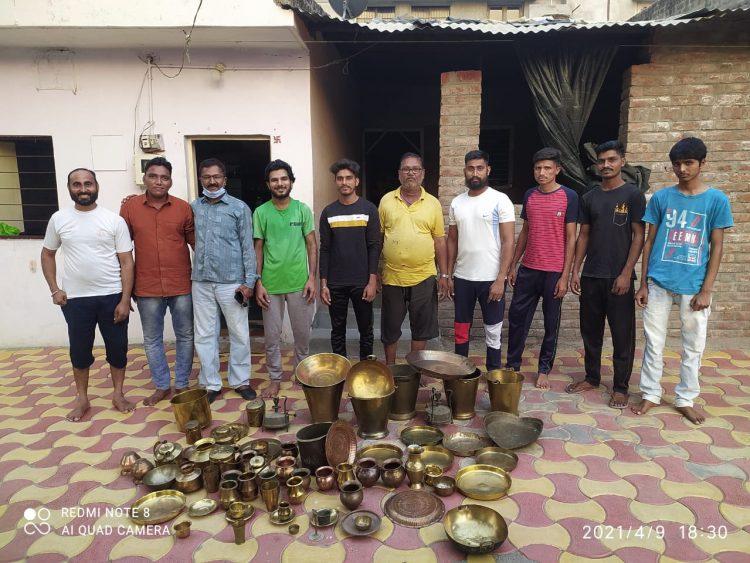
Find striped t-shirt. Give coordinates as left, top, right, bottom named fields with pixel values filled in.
left=520, top=185, right=578, bottom=273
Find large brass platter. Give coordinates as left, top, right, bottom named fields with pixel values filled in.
left=325, top=419, right=357, bottom=467
left=296, top=353, right=351, bottom=387
left=346, top=357, right=395, bottom=399
left=443, top=504, right=508, bottom=554
left=130, top=490, right=186, bottom=525
left=420, top=445, right=454, bottom=471
left=442, top=431, right=492, bottom=457
left=355, top=443, right=403, bottom=466
left=383, top=490, right=445, bottom=528
left=455, top=464, right=512, bottom=501
left=406, top=350, right=476, bottom=381
left=474, top=447, right=519, bottom=473
left=400, top=425, right=443, bottom=447
left=484, top=411, right=543, bottom=450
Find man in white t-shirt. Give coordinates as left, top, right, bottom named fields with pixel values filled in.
left=41, top=168, right=136, bottom=422
left=447, top=150, right=515, bottom=370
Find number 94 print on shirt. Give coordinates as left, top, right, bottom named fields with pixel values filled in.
left=663, top=208, right=706, bottom=265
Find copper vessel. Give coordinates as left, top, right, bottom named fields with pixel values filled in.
left=184, top=420, right=202, bottom=445
left=203, top=463, right=220, bottom=493
left=153, top=440, right=182, bottom=466
left=175, top=462, right=203, bottom=494
left=170, top=388, right=211, bottom=431
left=405, top=445, right=426, bottom=490
left=315, top=466, right=336, bottom=491
left=120, top=451, right=141, bottom=476
left=336, top=462, right=356, bottom=490
left=239, top=471, right=258, bottom=501
left=291, top=468, right=311, bottom=491
left=131, top=458, right=155, bottom=484
left=275, top=456, right=297, bottom=485
left=281, top=442, right=299, bottom=459
left=485, top=369, right=524, bottom=415
left=443, top=369, right=481, bottom=420
left=380, top=458, right=406, bottom=488
left=245, top=398, right=265, bottom=427
left=339, top=480, right=364, bottom=510
left=388, top=364, right=420, bottom=420
left=355, top=458, right=380, bottom=487
left=296, top=422, right=333, bottom=471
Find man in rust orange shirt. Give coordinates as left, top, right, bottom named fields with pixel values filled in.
left=121, top=157, right=195, bottom=406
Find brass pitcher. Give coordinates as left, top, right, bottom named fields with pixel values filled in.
left=485, top=369, right=524, bottom=415
left=443, top=369, right=481, bottom=420
left=153, top=440, right=182, bottom=466
left=405, top=444, right=425, bottom=490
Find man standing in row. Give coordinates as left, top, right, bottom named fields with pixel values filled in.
left=379, top=153, right=449, bottom=365
left=506, top=148, right=578, bottom=389
left=568, top=141, right=646, bottom=408
left=42, top=168, right=136, bottom=421
left=319, top=159, right=380, bottom=359
left=121, top=157, right=195, bottom=406
left=254, top=160, right=317, bottom=386
left=191, top=158, right=258, bottom=403
left=447, top=150, right=515, bottom=371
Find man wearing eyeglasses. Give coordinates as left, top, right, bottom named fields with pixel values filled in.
left=379, top=152, right=449, bottom=364
left=191, top=158, right=258, bottom=403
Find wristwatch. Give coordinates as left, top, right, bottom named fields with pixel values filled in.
left=440, top=274, right=451, bottom=279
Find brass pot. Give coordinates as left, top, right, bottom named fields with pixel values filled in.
left=301, top=381, right=346, bottom=424
left=380, top=458, right=405, bottom=488
left=185, top=420, right=202, bottom=445
left=281, top=442, right=299, bottom=459
left=175, top=462, right=203, bottom=493
left=485, top=370, right=525, bottom=415
left=315, top=466, right=336, bottom=491
left=239, top=471, right=258, bottom=501
left=296, top=422, right=333, bottom=471
left=355, top=458, right=380, bottom=488
left=291, top=468, right=311, bottom=491
left=257, top=467, right=277, bottom=488
left=120, top=451, right=141, bottom=476
left=220, top=481, right=240, bottom=509
left=339, top=480, right=363, bottom=511
left=336, top=463, right=356, bottom=490
left=170, top=388, right=212, bottom=432
left=346, top=356, right=395, bottom=399
left=275, top=456, right=297, bottom=485
left=443, top=369, right=481, bottom=420
left=245, top=398, right=265, bottom=427
left=350, top=392, right=395, bottom=439
left=131, top=458, right=155, bottom=484
left=424, top=464, right=443, bottom=487
left=405, top=445, right=425, bottom=490
left=388, top=364, right=420, bottom=420
left=286, top=476, right=307, bottom=505
left=153, top=440, right=182, bottom=466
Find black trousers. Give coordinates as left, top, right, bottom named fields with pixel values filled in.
left=580, top=276, right=635, bottom=395
left=329, top=285, right=374, bottom=360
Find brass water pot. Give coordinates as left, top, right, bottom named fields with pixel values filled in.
left=443, top=369, right=481, bottom=420
left=485, top=369, right=524, bottom=415
left=405, top=444, right=426, bottom=490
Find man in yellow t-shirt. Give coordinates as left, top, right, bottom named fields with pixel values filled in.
left=378, top=152, right=449, bottom=364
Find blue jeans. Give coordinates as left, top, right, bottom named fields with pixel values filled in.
left=137, top=294, right=194, bottom=390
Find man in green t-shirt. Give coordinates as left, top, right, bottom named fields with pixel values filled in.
left=254, top=160, right=317, bottom=387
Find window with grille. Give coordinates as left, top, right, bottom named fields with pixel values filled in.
left=357, top=7, right=396, bottom=21
left=0, top=136, right=58, bottom=236
left=479, top=129, right=513, bottom=188
left=411, top=6, right=449, bottom=19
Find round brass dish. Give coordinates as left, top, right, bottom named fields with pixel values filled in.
left=420, top=445, right=454, bottom=471
left=400, top=425, right=443, bottom=447
left=405, top=350, right=476, bottom=381
left=484, top=411, right=543, bottom=450
left=444, top=504, right=508, bottom=554
left=130, top=490, right=186, bottom=525
left=325, top=419, right=357, bottom=467
left=432, top=476, right=456, bottom=497
left=295, top=353, right=351, bottom=387
left=383, top=489, right=445, bottom=528
left=442, top=431, right=492, bottom=457
left=346, top=357, right=395, bottom=399
left=142, top=464, right=180, bottom=491
left=211, top=423, right=249, bottom=443
left=341, top=510, right=382, bottom=536
left=455, top=464, right=512, bottom=501
left=355, top=443, right=403, bottom=467
left=188, top=498, right=218, bottom=517
left=475, top=447, right=519, bottom=472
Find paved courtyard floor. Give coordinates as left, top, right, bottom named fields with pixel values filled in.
left=0, top=345, right=748, bottom=562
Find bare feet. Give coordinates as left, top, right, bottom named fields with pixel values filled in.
left=676, top=405, right=706, bottom=425
left=143, top=388, right=171, bottom=406
left=535, top=373, right=549, bottom=390
left=609, top=392, right=629, bottom=409
left=66, top=397, right=90, bottom=422
left=631, top=398, right=658, bottom=415
left=263, top=381, right=281, bottom=398
left=113, top=394, right=136, bottom=414
left=565, top=380, right=597, bottom=394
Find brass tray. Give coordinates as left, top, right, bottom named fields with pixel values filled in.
left=295, top=353, right=351, bottom=387
left=211, top=423, right=248, bottom=443
left=420, top=445, right=454, bottom=471
left=444, top=504, right=508, bottom=554
left=475, top=447, right=518, bottom=472
left=341, top=510, right=382, bottom=536
left=442, top=431, right=492, bottom=457
left=484, top=411, right=543, bottom=450
left=406, top=350, right=476, bottom=381
left=245, top=438, right=283, bottom=460
left=400, top=426, right=443, bottom=447
left=455, top=464, right=512, bottom=501
left=355, top=443, right=403, bottom=467
left=326, top=419, right=357, bottom=467
left=384, top=490, right=445, bottom=528
left=188, top=498, right=218, bottom=517
left=130, top=490, right=186, bottom=525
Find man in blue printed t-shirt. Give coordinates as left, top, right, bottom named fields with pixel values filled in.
left=632, top=138, right=733, bottom=425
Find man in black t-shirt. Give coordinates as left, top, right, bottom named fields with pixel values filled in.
left=568, top=140, right=646, bottom=408
left=319, top=159, right=381, bottom=359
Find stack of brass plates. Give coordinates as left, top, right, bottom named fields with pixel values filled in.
left=384, top=490, right=445, bottom=528
left=420, top=445, right=454, bottom=470
left=400, top=425, right=443, bottom=447
left=442, top=431, right=492, bottom=457
left=295, top=353, right=351, bottom=387
left=455, top=464, right=512, bottom=500
left=474, top=447, right=518, bottom=472
left=131, top=490, right=186, bottom=525
left=406, top=350, right=476, bottom=381
left=325, top=419, right=357, bottom=467
left=484, top=411, right=543, bottom=450
left=355, top=443, right=403, bottom=466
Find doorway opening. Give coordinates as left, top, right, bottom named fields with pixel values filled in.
left=362, top=130, right=423, bottom=206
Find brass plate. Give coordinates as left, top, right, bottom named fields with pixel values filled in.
left=475, top=447, right=518, bottom=473
left=444, top=504, right=508, bottom=554
left=355, top=443, right=403, bottom=467
left=188, top=498, right=218, bottom=517
left=400, top=426, right=443, bottom=447
left=341, top=510, right=382, bottom=536
left=484, top=411, right=543, bottom=450
left=384, top=490, right=445, bottom=528
left=246, top=438, right=283, bottom=460
left=295, top=353, right=351, bottom=387
left=325, top=419, right=357, bottom=467
left=442, top=431, right=492, bottom=457
left=420, top=445, right=454, bottom=471
left=130, top=490, right=186, bottom=525
left=406, top=350, right=476, bottom=381
left=211, top=423, right=248, bottom=443
left=455, top=464, right=512, bottom=501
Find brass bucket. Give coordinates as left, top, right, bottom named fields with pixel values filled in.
left=296, top=422, right=333, bottom=471
left=485, top=370, right=524, bottom=415
left=350, top=391, right=395, bottom=439
left=443, top=369, right=480, bottom=421
left=171, top=389, right=212, bottom=431
left=301, top=381, right=345, bottom=423
left=388, top=364, right=420, bottom=421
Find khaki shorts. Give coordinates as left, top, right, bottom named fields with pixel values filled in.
left=381, top=276, right=439, bottom=345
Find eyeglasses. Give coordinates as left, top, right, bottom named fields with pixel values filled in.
left=399, top=167, right=424, bottom=174
left=200, top=174, right=225, bottom=182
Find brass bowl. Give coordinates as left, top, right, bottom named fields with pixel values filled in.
left=424, top=464, right=443, bottom=487
left=420, top=446, right=454, bottom=471
left=355, top=514, right=372, bottom=531
left=455, top=464, right=512, bottom=501
left=142, top=464, right=180, bottom=491
left=432, top=476, right=456, bottom=497
left=484, top=411, right=543, bottom=450
left=475, top=447, right=519, bottom=473
left=346, top=357, right=395, bottom=399
left=296, top=353, right=351, bottom=387
left=173, top=520, right=191, bottom=539
left=443, top=504, right=508, bottom=554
